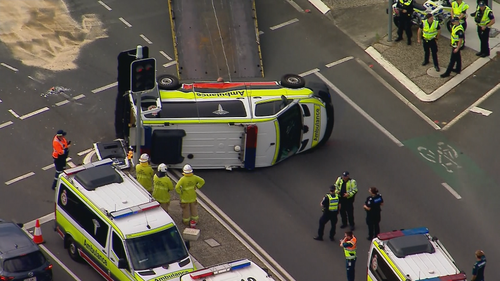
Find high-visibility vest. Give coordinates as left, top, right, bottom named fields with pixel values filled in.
left=343, top=237, right=357, bottom=260
left=477, top=7, right=492, bottom=27
left=422, top=20, right=439, bottom=40
left=326, top=194, right=339, bottom=211
left=452, top=1, right=469, bottom=22
left=451, top=24, right=465, bottom=47
left=335, top=177, right=358, bottom=199
left=399, top=0, right=412, bottom=6
left=52, top=136, right=68, bottom=158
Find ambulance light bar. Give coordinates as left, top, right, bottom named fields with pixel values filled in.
left=377, top=227, right=429, bottom=241
left=110, top=201, right=160, bottom=219
left=423, top=272, right=467, bottom=281
left=190, top=259, right=251, bottom=279
left=64, top=158, right=114, bottom=175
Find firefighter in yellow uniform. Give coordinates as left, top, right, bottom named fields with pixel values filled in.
left=175, top=164, right=205, bottom=225
left=135, top=153, right=154, bottom=193
left=152, top=163, right=174, bottom=213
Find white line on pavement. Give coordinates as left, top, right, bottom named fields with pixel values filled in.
left=269, top=18, right=299, bottom=30
left=56, top=100, right=70, bottom=106
left=140, top=34, right=153, bottom=44
left=441, top=183, right=462, bottom=199
left=9, top=109, right=20, bottom=118
left=258, top=31, right=264, bottom=35
left=470, top=106, right=493, bottom=116
left=160, top=51, right=172, bottom=61
left=1, top=63, right=19, bottom=72
left=0, top=121, right=13, bottom=129
left=98, top=0, right=112, bottom=10
left=20, top=107, right=50, bottom=120
left=73, top=94, right=86, bottom=100
left=326, top=56, right=354, bottom=68
left=286, top=0, right=305, bottom=12
left=28, top=76, right=43, bottom=83
left=314, top=72, right=404, bottom=147
left=42, top=164, right=54, bottom=171
left=68, top=162, right=77, bottom=168
left=77, top=148, right=94, bottom=156
left=119, top=17, right=132, bottom=28
left=24, top=213, right=55, bottom=230
left=298, top=68, right=320, bottom=77
left=91, top=82, right=117, bottom=93
left=5, top=172, right=35, bottom=185
left=442, top=82, right=500, bottom=130
left=308, top=0, right=331, bottom=14
left=163, top=61, right=178, bottom=68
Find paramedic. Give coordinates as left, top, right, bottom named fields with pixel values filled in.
left=52, top=130, right=70, bottom=190
left=340, top=231, right=357, bottom=281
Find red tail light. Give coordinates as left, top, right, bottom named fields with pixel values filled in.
left=45, top=264, right=53, bottom=271
left=0, top=276, right=15, bottom=281
left=244, top=125, right=258, bottom=170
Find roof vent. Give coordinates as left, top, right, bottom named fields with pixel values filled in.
left=386, top=234, right=435, bottom=258
left=75, top=165, right=123, bottom=191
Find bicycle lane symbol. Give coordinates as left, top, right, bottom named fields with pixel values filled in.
left=417, top=142, right=462, bottom=173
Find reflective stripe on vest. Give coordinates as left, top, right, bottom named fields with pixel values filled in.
left=326, top=194, right=339, bottom=211
left=422, top=20, right=439, bottom=40
left=399, top=0, right=412, bottom=6
left=452, top=1, right=469, bottom=22
left=477, top=7, right=492, bottom=26
left=451, top=24, right=464, bottom=47
left=344, top=237, right=357, bottom=259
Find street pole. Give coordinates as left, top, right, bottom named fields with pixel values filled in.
left=388, top=0, right=393, bottom=42
left=134, top=91, right=142, bottom=166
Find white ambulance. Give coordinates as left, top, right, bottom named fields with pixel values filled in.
left=180, top=259, right=276, bottom=281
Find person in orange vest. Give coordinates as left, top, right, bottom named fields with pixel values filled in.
left=339, top=231, right=357, bottom=281
left=52, top=130, right=70, bottom=190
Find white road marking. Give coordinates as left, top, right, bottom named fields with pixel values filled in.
left=314, top=72, right=404, bottom=147
left=470, top=106, right=492, bottom=116
left=163, top=61, right=178, bottom=68
left=119, top=17, right=132, bottom=27
left=56, top=100, right=70, bottom=106
left=442, top=183, right=462, bottom=199
left=28, top=75, right=43, bottom=83
left=298, top=68, right=320, bottom=77
left=326, top=56, right=354, bottom=68
left=308, top=0, right=331, bottom=14
left=1, top=63, right=19, bottom=72
left=67, top=162, right=77, bottom=168
left=286, top=0, right=304, bottom=12
left=73, top=94, right=86, bottom=100
left=160, top=51, right=172, bottom=61
left=5, top=172, right=35, bottom=185
left=91, top=82, right=117, bottom=93
left=443, top=82, right=500, bottom=130
left=356, top=59, right=441, bottom=130
left=24, top=213, right=55, bottom=230
left=0, top=121, right=13, bottom=129
left=259, top=31, right=264, bottom=35
left=269, top=18, right=299, bottom=30
left=9, top=109, right=20, bottom=118
left=98, top=0, right=112, bottom=10
left=42, top=164, right=54, bottom=171
left=140, top=34, right=153, bottom=44
left=20, top=107, right=50, bottom=120
left=77, top=148, right=94, bottom=156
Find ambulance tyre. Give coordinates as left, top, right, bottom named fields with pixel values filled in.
left=281, top=74, right=306, bottom=89
left=157, top=74, right=181, bottom=90
left=66, top=236, right=82, bottom=262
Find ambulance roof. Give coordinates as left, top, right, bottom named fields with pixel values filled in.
left=180, top=259, right=275, bottom=281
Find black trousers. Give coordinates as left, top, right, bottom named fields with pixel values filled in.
left=52, top=155, right=67, bottom=189
left=445, top=46, right=463, bottom=74
left=339, top=199, right=355, bottom=227
left=397, top=15, right=412, bottom=41
left=366, top=213, right=381, bottom=239
left=317, top=211, right=338, bottom=239
left=423, top=39, right=439, bottom=67
left=478, top=26, right=491, bottom=56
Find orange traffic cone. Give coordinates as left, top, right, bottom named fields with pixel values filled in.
left=33, top=219, right=45, bottom=244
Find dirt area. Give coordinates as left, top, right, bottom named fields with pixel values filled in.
left=0, top=0, right=107, bottom=71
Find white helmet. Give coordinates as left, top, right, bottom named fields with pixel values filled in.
left=139, top=153, right=149, bottom=163
left=183, top=164, right=193, bottom=174
left=158, top=163, right=167, bottom=172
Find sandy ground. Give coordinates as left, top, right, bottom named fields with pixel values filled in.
left=0, top=0, right=107, bottom=71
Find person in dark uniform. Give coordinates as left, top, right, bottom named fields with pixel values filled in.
left=313, top=186, right=340, bottom=241
left=417, top=13, right=441, bottom=71
left=395, top=0, right=414, bottom=45
left=441, top=17, right=465, bottom=78
left=363, top=187, right=384, bottom=240
left=474, top=1, right=496, bottom=57
left=335, top=171, right=358, bottom=231
left=471, top=250, right=486, bottom=281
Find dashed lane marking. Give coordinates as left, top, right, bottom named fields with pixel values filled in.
left=1, top=63, right=18, bottom=72
left=28, top=76, right=43, bottom=83
left=77, top=148, right=94, bottom=156
left=163, top=61, right=178, bottom=68
left=269, top=18, right=299, bottom=30
left=73, top=94, right=86, bottom=100
left=91, top=82, right=117, bottom=93
left=98, top=0, right=112, bottom=10
left=470, top=106, right=493, bottom=116
left=259, top=31, right=264, bottom=35
left=5, top=172, right=35, bottom=185
left=42, top=164, right=54, bottom=171
left=56, top=100, right=70, bottom=106
left=326, top=56, right=354, bottom=68
left=286, top=0, right=305, bottom=12
left=24, top=213, right=55, bottom=230
left=298, top=68, right=320, bottom=77
left=68, top=162, right=77, bottom=168
left=140, top=34, right=153, bottom=44
left=160, top=51, right=172, bottom=61
left=19, top=107, right=50, bottom=120
left=442, top=183, right=462, bottom=199
left=119, top=17, right=132, bottom=28
left=0, top=121, right=13, bottom=129
left=8, top=109, right=20, bottom=118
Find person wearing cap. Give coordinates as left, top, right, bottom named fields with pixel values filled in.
left=334, top=171, right=358, bottom=230
left=363, top=187, right=384, bottom=240
left=471, top=250, right=486, bottom=281
left=135, top=153, right=154, bottom=193
left=339, top=231, right=357, bottom=281
left=395, top=0, right=415, bottom=45
left=441, top=17, right=465, bottom=78
left=52, top=130, right=71, bottom=190
left=417, top=13, right=441, bottom=72
left=313, top=185, right=340, bottom=241
left=474, top=1, right=495, bottom=57
left=451, top=0, right=470, bottom=30
left=152, top=163, right=174, bottom=213
left=175, top=164, right=205, bottom=226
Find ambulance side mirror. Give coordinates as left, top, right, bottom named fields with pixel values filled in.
left=118, top=259, right=129, bottom=270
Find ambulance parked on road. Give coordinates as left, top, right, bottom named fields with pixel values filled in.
left=180, top=259, right=275, bottom=281
left=368, top=227, right=467, bottom=281
left=54, top=159, right=195, bottom=281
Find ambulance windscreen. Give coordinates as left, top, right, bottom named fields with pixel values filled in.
left=75, top=165, right=123, bottom=191
left=386, top=234, right=435, bottom=258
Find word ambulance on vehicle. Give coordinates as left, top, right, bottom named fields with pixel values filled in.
left=180, top=259, right=275, bottom=281
left=367, top=227, right=467, bottom=281
left=109, top=74, right=334, bottom=170
left=54, top=159, right=195, bottom=281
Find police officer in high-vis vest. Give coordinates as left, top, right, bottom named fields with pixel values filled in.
left=441, top=17, right=465, bottom=78
left=335, top=171, right=358, bottom=230
left=417, top=13, right=441, bottom=71
left=313, top=186, right=339, bottom=241
left=395, top=0, right=414, bottom=45
left=340, top=231, right=357, bottom=281
left=474, top=1, right=495, bottom=57
left=451, top=0, right=470, bottom=30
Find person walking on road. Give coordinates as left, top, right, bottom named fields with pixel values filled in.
left=152, top=163, right=174, bottom=213
left=418, top=13, right=441, bottom=71
left=335, top=171, right=358, bottom=230
left=175, top=164, right=205, bottom=226
left=313, top=185, right=340, bottom=241
left=451, top=0, right=470, bottom=30
left=474, top=1, right=495, bottom=57
left=136, top=153, right=154, bottom=193
left=441, top=17, right=465, bottom=78
left=471, top=250, right=486, bottom=281
left=339, top=231, right=357, bottom=281
left=395, top=0, right=415, bottom=45
left=52, top=130, right=70, bottom=190
left=364, top=187, right=384, bottom=240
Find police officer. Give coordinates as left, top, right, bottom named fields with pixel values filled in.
left=471, top=250, right=486, bottom=281
left=152, top=163, right=174, bottom=213
left=395, top=0, right=414, bottom=45
left=335, top=171, right=358, bottom=230
left=175, top=164, right=205, bottom=226
left=339, top=231, right=357, bottom=281
left=474, top=1, right=495, bottom=57
left=451, top=0, right=470, bottom=30
left=313, top=185, right=339, bottom=241
left=52, top=130, right=70, bottom=190
left=363, top=187, right=384, bottom=240
left=441, top=17, right=465, bottom=78
left=417, top=13, right=441, bottom=71
left=135, top=153, right=154, bottom=193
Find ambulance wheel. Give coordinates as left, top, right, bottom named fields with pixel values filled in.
left=281, top=74, right=306, bottom=89
left=157, top=74, right=180, bottom=90
left=66, top=236, right=82, bottom=262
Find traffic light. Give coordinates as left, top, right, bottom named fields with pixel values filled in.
left=131, top=58, right=156, bottom=92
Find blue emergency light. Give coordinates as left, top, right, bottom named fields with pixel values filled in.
left=110, top=201, right=160, bottom=219
left=190, top=259, right=251, bottom=279
left=377, top=227, right=429, bottom=241
left=419, top=273, right=467, bottom=281
left=64, top=158, right=114, bottom=175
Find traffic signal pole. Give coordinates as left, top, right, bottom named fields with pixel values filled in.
left=133, top=45, right=143, bottom=166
